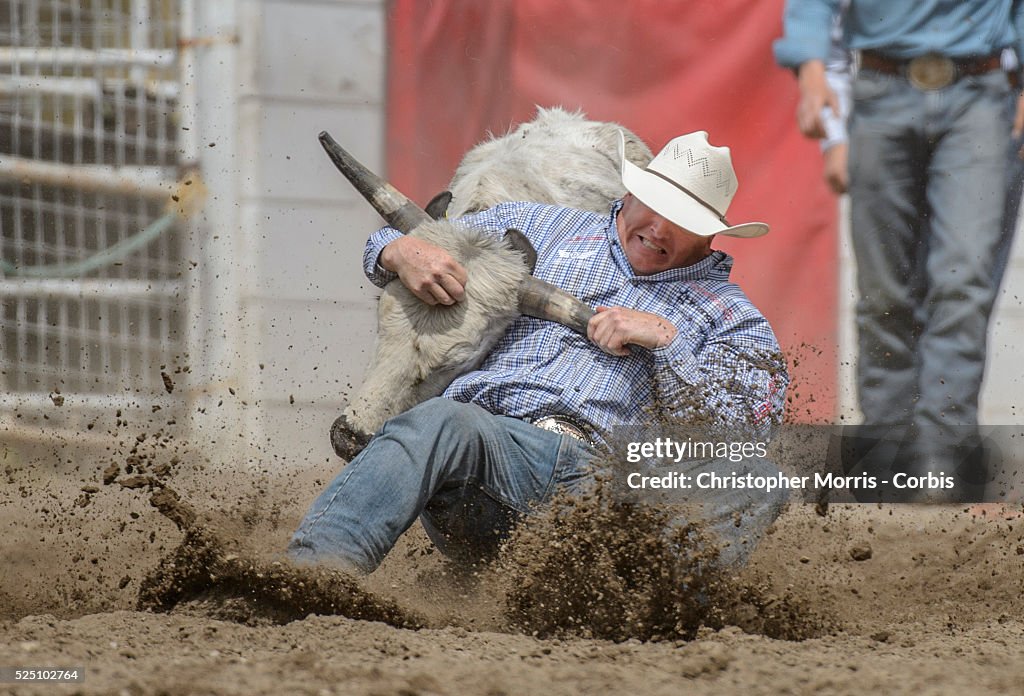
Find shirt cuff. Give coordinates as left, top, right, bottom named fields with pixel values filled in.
left=363, top=227, right=404, bottom=287
left=649, top=331, right=701, bottom=384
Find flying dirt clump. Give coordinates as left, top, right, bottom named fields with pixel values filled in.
left=498, top=474, right=829, bottom=643
left=109, top=463, right=426, bottom=629
left=136, top=525, right=423, bottom=629
left=98, top=444, right=423, bottom=629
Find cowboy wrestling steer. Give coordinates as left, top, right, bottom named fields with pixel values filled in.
left=290, top=126, right=788, bottom=575
left=323, top=108, right=654, bottom=460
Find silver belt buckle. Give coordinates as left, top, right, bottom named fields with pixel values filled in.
left=907, top=53, right=956, bottom=91
left=532, top=415, right=590, bottom=444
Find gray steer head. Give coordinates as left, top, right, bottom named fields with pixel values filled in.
left=317, top=131, right=595, bottom=335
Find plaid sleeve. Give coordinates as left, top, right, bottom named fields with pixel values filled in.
left=649, top=313, right=789, bottom=440
left=362, top=202, right=533, bottom=288
left=362, top=225, right=404, bottom=287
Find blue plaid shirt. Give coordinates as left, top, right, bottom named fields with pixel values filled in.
left=364, top=201, right=788, bottom=443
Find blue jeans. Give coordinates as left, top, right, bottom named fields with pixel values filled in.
left=289, top=398, right=785, bottom=572
left=847, top=68, right=1011, bottom=469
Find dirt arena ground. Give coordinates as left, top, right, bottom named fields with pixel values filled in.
left=2, top=426, right=1023, bottom=696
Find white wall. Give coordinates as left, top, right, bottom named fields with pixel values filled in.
left=982, top=221, right=1024, bottom=422
left=213, top=0, right=388, bottom=467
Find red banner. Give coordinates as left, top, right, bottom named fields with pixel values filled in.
left=387, top=0, right=838, bottom=421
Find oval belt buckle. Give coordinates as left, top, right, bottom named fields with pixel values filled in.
left=533, top=415, right=590, bottom=444
left=907, top=53, right=956, bottom=91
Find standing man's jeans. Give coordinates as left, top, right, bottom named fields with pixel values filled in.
left=848, top=69, right=1010, bottom=479
left=289, top=398, right=786, bottom=573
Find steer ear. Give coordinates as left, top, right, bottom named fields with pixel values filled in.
left=318, top=131, right=431, bottom=233
left=502, top=228, right=537, bottom=274
left=425, top=191, right=452, bottom=220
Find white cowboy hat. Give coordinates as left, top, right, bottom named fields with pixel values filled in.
left=619, top=130, right=769, bottom=238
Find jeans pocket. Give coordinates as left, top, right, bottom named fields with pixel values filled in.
left=545, top=436, right=597, bottom=500
left=852, top=72, right=894, bottom=102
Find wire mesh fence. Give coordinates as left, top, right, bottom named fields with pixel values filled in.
left=0, top=0, right=187, bottom=429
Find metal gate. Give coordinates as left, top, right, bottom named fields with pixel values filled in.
left=0, top=0, right=187, bottom=432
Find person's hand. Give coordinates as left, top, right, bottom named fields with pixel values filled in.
left=379, top=236, right=468, bottom=305
left=796, top=60, right=839, bottom=139
left=587, top=306, right=678, bottom=356
left=823, top=142, right=848, bottom=195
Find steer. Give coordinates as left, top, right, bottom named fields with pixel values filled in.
left=321, top=107, right=653, bottom=459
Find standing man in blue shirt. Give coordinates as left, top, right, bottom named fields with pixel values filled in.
left=289, top=131, right=789, bottom=573
left=775, top=1, right=1024, bottom=500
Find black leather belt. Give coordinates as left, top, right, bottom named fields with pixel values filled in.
left=860, top=50, right=1002, bottom=90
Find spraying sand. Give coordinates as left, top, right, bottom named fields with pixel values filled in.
left=2, top=411, right=1023, bottom=695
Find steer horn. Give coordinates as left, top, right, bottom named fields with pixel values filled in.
left=317, top=130, right=596, bottom=335
left=318, top=131, right=431, bottom=233
left=518, top=277, right=593, bottom=335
